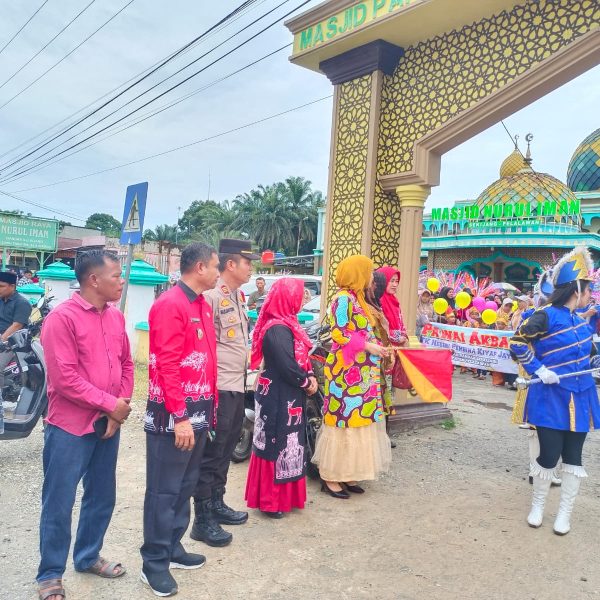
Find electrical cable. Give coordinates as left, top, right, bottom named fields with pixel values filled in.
left=2, top=44, right=291, bottom=186
left=0, top=0, right=98, bottom=92
left=5, top=95, right=332, bottom=193
left=0, top=0, right=137, bottom=112
left=0, top=0, right=310, bottom=183
left=0, top=0, right=298, bottom=179
left=0, top=0, right=50, bottom=57
left=0, top=189, right=87, bottom=222
left=0, top=0, right=268, bottom=163
left=0, top=0, right=266, bottom=171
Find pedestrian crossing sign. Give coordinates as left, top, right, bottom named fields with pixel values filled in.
left=120, top=182, right=148, bottom=245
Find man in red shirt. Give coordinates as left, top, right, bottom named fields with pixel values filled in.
left=37, top=250, right=133, bottom=600
left=140, top=242, right=220, bottom=597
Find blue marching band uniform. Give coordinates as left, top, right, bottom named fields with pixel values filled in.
left=509, top=246, right=600, bottom=535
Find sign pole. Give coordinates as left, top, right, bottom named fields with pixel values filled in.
left=119, top=244, right=134, bottom=313
left=118, top=182, right=148, bottom=314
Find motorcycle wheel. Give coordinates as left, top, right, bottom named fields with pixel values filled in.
left=231, top=420, right=253, bottom=463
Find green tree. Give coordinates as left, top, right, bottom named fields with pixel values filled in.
left=142, top=224, right=178, bottom=254
left=233, top=184, right=295, bottom=252
left=86, top=213, right=122, bottom=236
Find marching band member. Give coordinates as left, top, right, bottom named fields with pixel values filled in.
left=510, top=247, right=600, bottom=535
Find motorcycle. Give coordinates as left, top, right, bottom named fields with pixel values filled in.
left=232, top=324, right=330, bottom=480
left=0, top=295, right=51, bottom=440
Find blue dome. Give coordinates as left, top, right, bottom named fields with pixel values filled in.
left=567, top=128, right=600, bottom=192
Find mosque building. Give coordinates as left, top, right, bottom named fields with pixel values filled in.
left=421, top=128, right=600, bottom=290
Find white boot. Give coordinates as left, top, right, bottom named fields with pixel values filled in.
left=527, top=462, right=554, bottom=528
left=553, top=465, right=586, bottom=536
left=528, top=430, right=561, bottom=486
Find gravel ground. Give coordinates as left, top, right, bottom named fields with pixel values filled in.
left=2, top=369, right=600, bottom=600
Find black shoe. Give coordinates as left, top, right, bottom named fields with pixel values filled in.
left=390, top=439, right=397, bottom=449
left=261, top=510, right=284, bottom=519
left=141, top=570, right=178, bottom=597
left=211, top=486, right=248, bottom=525
left=343, top=482, right=365, bottom=494
left=170, top=551, right=206, bottom=570
left=190, top=499, right=233, bottom=547
left=320, top=481, right=350, bottom=499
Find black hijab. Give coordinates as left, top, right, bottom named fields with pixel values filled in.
left=439, top=286, right=456, bottom=309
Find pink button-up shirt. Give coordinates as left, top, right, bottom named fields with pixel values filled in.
left=41, top=292, right=134, bottom=436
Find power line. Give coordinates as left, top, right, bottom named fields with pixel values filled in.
left=6, top=95, right=332, bottom=193
left=0, top=0, right=137, bottom=112
left=0, top=1, right=51, bottom=57
left=0, top=0, right=98, bottom=92
left=0, top=0, right=309, bottom=183
left=0, top=0, right=267, bottom=172
left=0, top=0, right=296, bottom=177
left=1, top=44, right=291, bottom=186
left=0, top=0, right=268, bottom=163
left=0, top=189, right=87, bottom=222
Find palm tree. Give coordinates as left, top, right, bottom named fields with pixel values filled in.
left=233, top=185, right=295, bottom=252
left=143, top=224, right=178, bottom=255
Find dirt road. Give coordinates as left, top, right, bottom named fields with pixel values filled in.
left=2, top=372, right=600, bottom=600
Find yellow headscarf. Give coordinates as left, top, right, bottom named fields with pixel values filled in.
left=335, top=255, right=375, bottom=326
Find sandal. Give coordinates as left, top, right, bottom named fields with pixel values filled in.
left=38, top=578, right=65, bottom=600
left=80, top=556, right=126, bottom=578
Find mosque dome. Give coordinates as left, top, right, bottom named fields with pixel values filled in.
left=478, top=136, right=578, bottom=209
left=567, top=127, right=600, bottom=192
left=476, top=169, right=578, bottom=207
left=499, top=148, right=528, bottom=178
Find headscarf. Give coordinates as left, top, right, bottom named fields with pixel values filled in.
left=250, top=278, right=312, bottom=371
left=336, top=255, right=375, bottom=325
left=376, top=266, right=403, bottom=333
left=439, top=286, right=456, bottom=309
left=416, top=288, right=434, bottom=321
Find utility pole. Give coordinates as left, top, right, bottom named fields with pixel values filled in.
left=296, top=216, right=308, bottom=257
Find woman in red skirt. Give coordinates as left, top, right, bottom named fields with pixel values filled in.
left=245, top=278, right=318, bottom=518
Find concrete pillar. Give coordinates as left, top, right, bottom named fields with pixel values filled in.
left=395, top=184, right=430, bottom=344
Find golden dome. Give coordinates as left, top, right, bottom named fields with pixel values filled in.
left=499, top=149, right=528, bottom=177
left=476, top=170, right=578, bottom=207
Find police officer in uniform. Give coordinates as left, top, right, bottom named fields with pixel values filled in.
left=191, top=239, right=259, bottom=547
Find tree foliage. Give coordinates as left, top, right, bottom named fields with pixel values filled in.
left=86, top=213, right=122, bottom=236
left=177, top=177, right=324, bottom=255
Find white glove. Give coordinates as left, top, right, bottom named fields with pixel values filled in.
left=590, top=355, right=600, bottom=371
left=535, top=366, right=560, bottom=385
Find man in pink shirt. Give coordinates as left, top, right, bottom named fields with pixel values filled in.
left=37, top=250, right=133, bottom=600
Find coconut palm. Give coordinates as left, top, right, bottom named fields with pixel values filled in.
left=142, top=224, right=178, bottom=254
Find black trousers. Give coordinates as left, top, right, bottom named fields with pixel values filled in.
left=194, top=391, right=244, bottom=500
left=536, top=426, right=587, bottom=469
left=140, top=432, right=207, bottom=575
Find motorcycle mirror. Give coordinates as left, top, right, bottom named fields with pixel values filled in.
left=36, top=296, right=45, bottom=309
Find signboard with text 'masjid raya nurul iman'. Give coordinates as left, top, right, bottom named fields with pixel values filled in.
left=0, top=212, right=59, bottom=252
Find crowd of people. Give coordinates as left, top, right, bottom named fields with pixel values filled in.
left=416, top=279, right=538, bottom=389
left=11, top=239, right=598, bottom=599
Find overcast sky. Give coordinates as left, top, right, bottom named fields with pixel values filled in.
left=0, top=0, right=598, bottom=229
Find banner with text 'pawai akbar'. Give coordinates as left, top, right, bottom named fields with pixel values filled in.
left=420, top=322, right=518, bottom=374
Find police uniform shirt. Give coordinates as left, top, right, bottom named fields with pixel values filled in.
left=203, top=278, right=249, bottom=394
left=0, top=291, right=32, bottom=335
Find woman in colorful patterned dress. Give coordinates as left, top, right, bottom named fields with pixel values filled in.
left=312, top=255, right=392, bottom=499
left=245, top=279, right=318, bottom=518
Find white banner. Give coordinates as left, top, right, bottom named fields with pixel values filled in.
left=420, top=322, right=518, bottom=374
